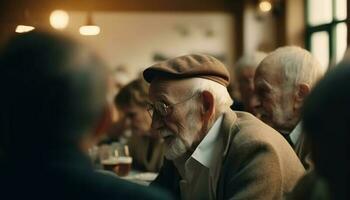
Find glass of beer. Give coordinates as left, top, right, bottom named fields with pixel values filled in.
left=100, top=143, right=132, bottom=176
left=113, top=143, right=132, bottom=176
left=115, top=156, right=133, bottom=176
left=101, top=157, right=119, bottom=171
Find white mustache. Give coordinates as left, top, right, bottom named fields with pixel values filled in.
left=159, top=129, right=173, bottom=138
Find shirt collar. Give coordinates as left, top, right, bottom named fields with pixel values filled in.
left=188, top=115, right=224, bottom=170
left=290, top=121, right=302, bottom=145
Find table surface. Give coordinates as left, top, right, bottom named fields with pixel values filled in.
left=96, top=169, right=158, bottom=186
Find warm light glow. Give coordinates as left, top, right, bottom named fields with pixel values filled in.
left=79, top=25, right=100, bottom=36
left=15, top=25, right=35, bottom=33
left=259, top=1, right=272, bottom=12
left=50, top=10, right=69, bottom=29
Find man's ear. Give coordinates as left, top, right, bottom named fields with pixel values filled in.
left=200, top=90, right=215, bottom=121
left=294, top=83, right=310, bottom=109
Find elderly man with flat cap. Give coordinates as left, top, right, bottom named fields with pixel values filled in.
left=143, top=54, right=305, bottom=200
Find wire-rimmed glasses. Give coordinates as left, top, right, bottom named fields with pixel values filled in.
left=147, top=93, right=198, bottom=118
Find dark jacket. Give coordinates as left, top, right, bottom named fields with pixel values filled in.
left=1, top=147, right=172, bottom=200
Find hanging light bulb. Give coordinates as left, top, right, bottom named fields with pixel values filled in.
left=259, top=0, right=272, bottom=12
left=79, top=12, right=100, bottom=36
left=50, top=10, right=69, bottom=30
left=15, top=9, right=35, bottom=33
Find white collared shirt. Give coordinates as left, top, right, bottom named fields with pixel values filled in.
left=290, top=122, right=302, bottom=145
left=175, top=115, right=224, bottom=200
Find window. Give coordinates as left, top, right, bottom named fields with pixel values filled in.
left=306, top=0, right=348, bottom=69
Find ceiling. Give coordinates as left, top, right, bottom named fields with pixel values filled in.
left=0, top=0, right=242, bottom=22
left=0, top=0, right=243, bottom=46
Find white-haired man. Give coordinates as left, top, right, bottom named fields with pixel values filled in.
left=234, top=52, right=267, bottom=115
left=254, top=46, right=326, bottom=169
left=144, top=54, right=305, bottom=200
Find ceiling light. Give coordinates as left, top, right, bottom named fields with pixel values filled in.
left=79, top=25, right=100, bottom=35
left=50, top=10, right=69, bottom=29
left=259, top=1, right=272, bottom=12
left=15, top=9, right=35, bottom=33
left=15, top=25, right=35, bottom=33
left=79, top=12, right=100, bottom=36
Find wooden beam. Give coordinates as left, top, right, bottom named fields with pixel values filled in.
left=348, top=0, right=350, bottom=45
left=275, top=0, right=286, bottom=47
left=234, top=3, right=244, bottom=59
left=0, top=0, right=237, bottom=13
left=0, top=0, right=239, bottom=25
left=284, top=0, right=305, bottom=47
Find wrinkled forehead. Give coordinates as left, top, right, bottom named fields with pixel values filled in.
left=255, top=59, right=284, bottom=86
left=149, top=78, right=194, bottom=101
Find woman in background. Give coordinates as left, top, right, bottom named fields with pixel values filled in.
left=115, top=78, right=165, bottom=172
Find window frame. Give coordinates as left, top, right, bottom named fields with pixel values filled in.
left=305, top=0, right=348, bottom=67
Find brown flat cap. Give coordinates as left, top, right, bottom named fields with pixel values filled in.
left=143, top=54, right=230, bottom=87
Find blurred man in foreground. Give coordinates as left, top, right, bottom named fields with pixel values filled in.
left=144, top=54, right=304, bottom=199
left=254, top=46, right=326, bottom=169
left=0, top=31, right=171, bottom=200
left=289, top=60, right=350, bottom=200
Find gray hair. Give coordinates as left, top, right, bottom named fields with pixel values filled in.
left=235, top=52, right=267, bottom=75
left=261, top=46, right=326, bottom=88
left=188, top=78, right=233, bottom=114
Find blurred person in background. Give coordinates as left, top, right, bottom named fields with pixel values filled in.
left=104, top=65, right=134, bottom=143
left=115, top=78, right=165, bottom=172
left=233, top=52, right=267, bottom=115
left=289, top=60, right=350, bottom=200
left=254, top=46, right=326, bottom=170
left=0, top=31, right=171, bottom=200
left=144, top=54, right=305, bottom=199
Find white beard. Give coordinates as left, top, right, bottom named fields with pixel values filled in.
left=159, top=129, right=187, bottom=160
left=160, top=105, right=200, bottom=160
left=164, top=136, right=187, bottom=160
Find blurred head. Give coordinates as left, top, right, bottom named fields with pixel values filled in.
left=235, top=52, right=267, bottom=115
left=0, top=31, right=109, bottom=158
left=254, top=46, right=325, bottom=134
left=302, top=62, right=350, bottom=199
left=114, top=78, right=152, bottom=136
left=144, top=54, right=232, bottom=160
left=107, top=66, right=133, bottom=123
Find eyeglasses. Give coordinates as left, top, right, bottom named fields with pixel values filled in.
left=147, top=93, right=198, bottom=118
